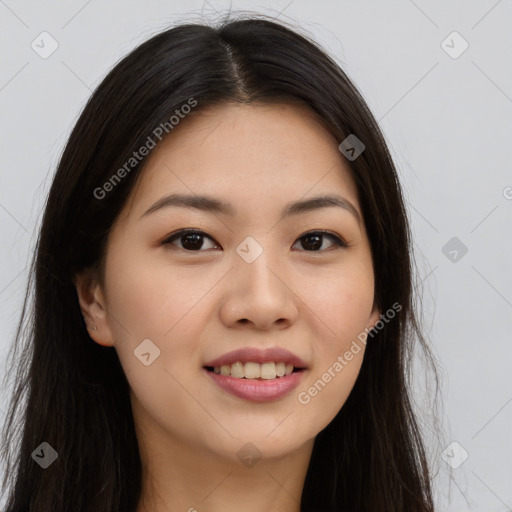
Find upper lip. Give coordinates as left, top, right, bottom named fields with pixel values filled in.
left=203, top=347, right=307, bottom=368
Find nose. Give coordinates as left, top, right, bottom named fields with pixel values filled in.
left=218, top=248, right=300, bottom=331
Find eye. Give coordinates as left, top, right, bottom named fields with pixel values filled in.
left=162, top=229, right=220, bottom=251
left=161, top=229, right=349, bottom=252
left=292, top=231, right=348, bottom=252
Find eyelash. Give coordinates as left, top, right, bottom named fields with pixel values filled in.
left=161, top=229, right=349, bottom=253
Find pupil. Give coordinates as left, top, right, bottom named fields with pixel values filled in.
left=303, top=234, right=321, bottom=251
left=182, top=233, right=203, bottom=250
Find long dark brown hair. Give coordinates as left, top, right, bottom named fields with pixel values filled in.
left=1, top=14, right=441, bottom=511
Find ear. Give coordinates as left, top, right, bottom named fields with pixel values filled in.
left=73, top=270, right=115, bottom=347
left=367, top=300, right=382, bottom=332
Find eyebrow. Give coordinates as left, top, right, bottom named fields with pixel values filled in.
left=141, top=193, right=361, bottom=223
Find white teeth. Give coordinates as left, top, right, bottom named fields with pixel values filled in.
left=211, top=361, right=299, bottom=379
left=244, top=362, right=260, bottom=379
left=260, top=362, right=276, bottom=380
left=230, top=361, right=245, bottom=379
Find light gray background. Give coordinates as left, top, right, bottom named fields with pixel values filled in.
left=1, top=1, right=511, bottom=510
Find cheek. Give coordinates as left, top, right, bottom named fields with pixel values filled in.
left=105, top=246, right=206, bottom=338
left=103, top=255, right=210, bottom=417
left=304, top=261, right=375, bottom=348
left=294, top=263, right=374, bottom=430
left=297, top=354, right=363, bottom=439
left=103, top=247, right=225, bottom=382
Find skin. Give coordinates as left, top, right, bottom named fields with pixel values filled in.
left=75, top=102, right=381, bottom=512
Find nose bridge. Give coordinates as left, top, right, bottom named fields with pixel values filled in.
left=234, top=236, right=286, bottom=299
left=219, top=234, right=298, bottom=329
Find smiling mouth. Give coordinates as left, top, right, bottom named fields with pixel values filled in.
left=204, top=361, right=305, bottom=380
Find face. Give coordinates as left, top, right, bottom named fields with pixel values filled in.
left=77, top=102, right=381, bottom=464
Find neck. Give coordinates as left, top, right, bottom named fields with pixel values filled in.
left=135, top=422, right=314, bottom=512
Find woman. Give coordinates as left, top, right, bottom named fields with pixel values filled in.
left=0, top=15, right=440, bottom=511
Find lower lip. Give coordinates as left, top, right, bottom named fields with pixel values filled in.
left=204, top=368, right=306, bottom=402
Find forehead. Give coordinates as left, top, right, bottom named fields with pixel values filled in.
left=125, top=102, right=360, bottom=220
